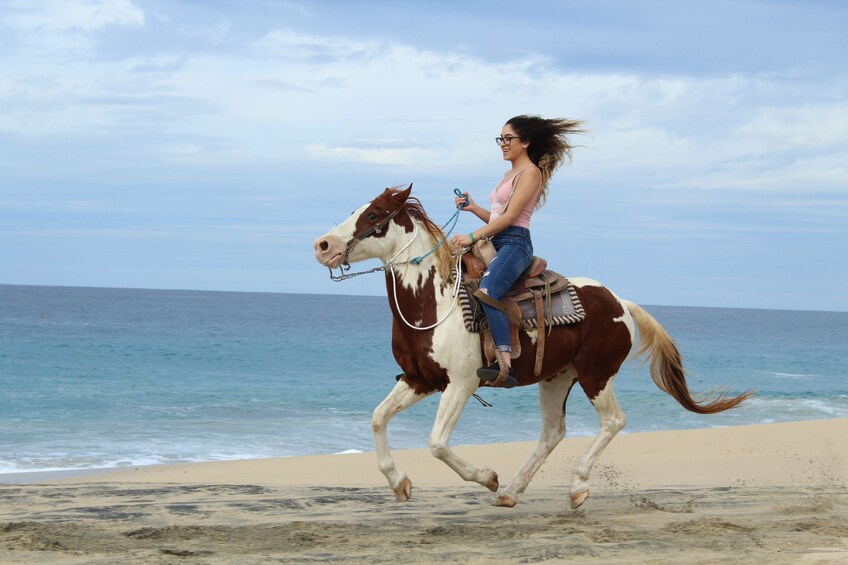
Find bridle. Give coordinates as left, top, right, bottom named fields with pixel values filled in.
left=332, top=189, right=466, bottom=281
left=330, top=206, right=404, bottom=281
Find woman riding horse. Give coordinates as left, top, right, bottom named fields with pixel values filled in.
left=451, top=115, right=585, bottom=387
left=313, top=180, right=751, bottom=508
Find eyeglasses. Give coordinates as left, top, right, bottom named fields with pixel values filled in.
left=495, top=135, right=520, bottom=146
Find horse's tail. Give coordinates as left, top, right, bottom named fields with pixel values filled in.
left=622, top=300, right=753, bottom=414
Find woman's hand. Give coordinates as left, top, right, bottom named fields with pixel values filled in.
left=455, top=191, right=476, bottom=211
left=451, top=233, right=474, bottom=248
left=455, top=191, right=492, bottom=223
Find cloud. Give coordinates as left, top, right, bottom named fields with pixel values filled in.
left=253, top=29, right=382, bottom=62
left=4, top=0, right=144, bottom=31
left=2, top=17, right=847, bottom=198
left=306, top=145, right=438, bottom=166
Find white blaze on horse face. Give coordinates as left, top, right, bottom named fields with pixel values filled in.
left=330, top=203, right=368, bottom=240
left=349, top=214, right=408, bottom=265
left=314, top=202, right=390, bottom=268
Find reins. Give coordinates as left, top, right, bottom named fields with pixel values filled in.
left=327, top=190, right=467, bottom=332
left=328, top=190, right=465, bottom=282
left=406, top=189, right=464, bottom=265
left=387, top=229, right=464, bottom=331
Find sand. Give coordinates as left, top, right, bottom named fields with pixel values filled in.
left=1, top=419, right=846, bottom=564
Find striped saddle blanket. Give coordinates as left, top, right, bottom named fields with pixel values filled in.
left=458, top=272, right=586, bottom=333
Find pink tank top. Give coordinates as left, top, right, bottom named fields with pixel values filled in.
left=488, top=165, right=541, bottom=229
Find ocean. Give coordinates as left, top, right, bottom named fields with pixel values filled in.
left=1, top=284, right=846, bottom=478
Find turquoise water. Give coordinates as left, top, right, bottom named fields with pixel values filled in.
left=1, top=284, right=846, bottom=475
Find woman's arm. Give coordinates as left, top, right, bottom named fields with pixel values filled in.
left=450, top=167, right=541, bottom=248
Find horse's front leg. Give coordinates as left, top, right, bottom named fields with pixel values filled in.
left=371, top=379, right=432, bottom=501
left=428, top=376, right=499, bottom=492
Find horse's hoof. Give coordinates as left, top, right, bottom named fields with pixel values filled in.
left=495, top=493, right=517, bottom=507
left=570, top=489, right=589, bottom=509
left=393, top=477, right=412, bottom=502
left=484, top=470, right=499, bottom=493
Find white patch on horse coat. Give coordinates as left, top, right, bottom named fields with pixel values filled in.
left=607, top=290, right=636, bottom=346
left=566, top=277, right=636, bottom=348
left=569, top=375, right=626, bottom=502
left=383, top=216, right=480, bottom=374
left=615, top=312, right=634, bottom=343
left=568, top=277, right=604, bottom=288
left=427, top=271, right=480, bottom=378
left=323, top=206, right=469, bottom=361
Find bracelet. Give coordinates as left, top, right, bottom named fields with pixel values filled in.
left=469, top=232, right=476, bottom=244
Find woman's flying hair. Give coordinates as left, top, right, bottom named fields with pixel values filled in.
left=505, top=115, right=586, bottom=208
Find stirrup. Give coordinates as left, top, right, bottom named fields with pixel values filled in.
left=476, top=350, right=517, bottom=388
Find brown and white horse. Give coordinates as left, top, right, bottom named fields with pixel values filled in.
left=313, top=185, right=751, bottom=508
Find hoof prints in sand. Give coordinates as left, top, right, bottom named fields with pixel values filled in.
left=0, top=484, right=846, bottom=564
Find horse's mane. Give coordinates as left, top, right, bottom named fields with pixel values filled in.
left=389, top=188, right=455, bottom=282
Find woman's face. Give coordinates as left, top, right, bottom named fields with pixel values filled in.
left=499, top=124, right=527, bottom=162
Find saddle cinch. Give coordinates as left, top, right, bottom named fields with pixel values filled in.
left=460, top=253, right=585, bottom=377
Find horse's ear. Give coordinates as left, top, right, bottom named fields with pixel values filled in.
left=394, top=183, right=412, bottom=204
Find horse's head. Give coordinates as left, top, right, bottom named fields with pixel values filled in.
left=313, top=184, right=413, bottom=269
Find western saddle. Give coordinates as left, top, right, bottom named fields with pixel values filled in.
left=461, top=253, right=570, bottom=377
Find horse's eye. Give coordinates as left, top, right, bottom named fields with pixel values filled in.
left=368, top=213, right=378, bottom=221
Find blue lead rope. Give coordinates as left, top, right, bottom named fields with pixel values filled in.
left=409, top=188, right=467, bottom=265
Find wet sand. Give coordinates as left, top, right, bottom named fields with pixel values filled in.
left=1, top=419, right=846, bottom=564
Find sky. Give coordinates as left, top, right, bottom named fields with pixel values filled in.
left=1, top=0, right=846, bottom=311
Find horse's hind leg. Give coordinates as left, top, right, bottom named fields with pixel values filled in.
left=496, top=367, right=577, bottom=507
left=569, top=376, right=626, bottom=508
left=372, top=379, right=432, bottom=501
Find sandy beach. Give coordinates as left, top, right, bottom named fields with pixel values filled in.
left=1, top=419, right=846, bottom=564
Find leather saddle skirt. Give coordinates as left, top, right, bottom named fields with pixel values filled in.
left=458, top=264, right=585, bottom=333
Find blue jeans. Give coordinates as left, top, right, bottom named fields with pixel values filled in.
left=480, top=226, right=533, bottom=354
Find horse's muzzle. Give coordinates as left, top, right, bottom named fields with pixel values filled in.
left=313, top=235, right=345, bottom=268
